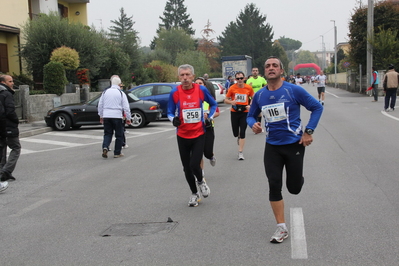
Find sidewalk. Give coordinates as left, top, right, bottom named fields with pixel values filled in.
left=19, top=120, right=53, bottom=138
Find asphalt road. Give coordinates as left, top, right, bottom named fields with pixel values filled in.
left=1, top=83, right=399, bottom=265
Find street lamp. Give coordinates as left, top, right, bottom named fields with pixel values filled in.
left=331, top=20, right=337, bottom=88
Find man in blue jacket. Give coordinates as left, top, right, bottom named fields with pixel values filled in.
left=247, top=56, right=323, bottom=243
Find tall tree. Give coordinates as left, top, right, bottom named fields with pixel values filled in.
left=151, top=0, right=194, bottom=49
left=175, top=50, right=210, bottom=77
left=197, top=20, right=221, bottom=73
left=368, top=27, right=399, bottom=69
left=108, top=8, right=141, bottom=82
left=348, top=1, right=399, bottom=72
left=155, top=28, right=195, bottom=65
left=277, top=36, right=302, bottom=51
left=218, top=3, right=274, bottom=74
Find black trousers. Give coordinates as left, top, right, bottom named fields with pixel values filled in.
left=384, top=89, right=397, bottom=110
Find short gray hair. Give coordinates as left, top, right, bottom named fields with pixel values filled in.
left=178, top=64, right=195, bottom=75
left=264, top=56, right=284, bottom=70
left=111, top=76, right=122, bottom=86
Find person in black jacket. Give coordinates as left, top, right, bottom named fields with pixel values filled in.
left=0, top=75, right=20, bottom=183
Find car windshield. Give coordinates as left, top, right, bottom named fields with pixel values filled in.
left=126, top=92, right=140, bottom=101
left=86, top=91, right=140, bottom=106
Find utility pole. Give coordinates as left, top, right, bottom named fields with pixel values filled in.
left=366, top=0, right=374, bottom=93
left=331, top=20, right=337, bottom=88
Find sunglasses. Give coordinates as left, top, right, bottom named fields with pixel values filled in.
left=236, top=77, right=244, bottom=80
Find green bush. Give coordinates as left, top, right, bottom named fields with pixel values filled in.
left=50, top=46, right=80, bottom=70
left=43, top=61, right=67, bottom=95
left=12, top=72, right=35, bottom=88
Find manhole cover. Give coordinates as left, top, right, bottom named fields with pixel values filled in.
left=101, top=221, right=178, bottom=237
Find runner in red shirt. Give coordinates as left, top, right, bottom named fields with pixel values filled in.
left=167, top=65, right=217, bottom=207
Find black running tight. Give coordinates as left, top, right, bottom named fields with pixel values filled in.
left=177, top=134, right=205, bottom=194
left=264, top=142, right=305, bottom=201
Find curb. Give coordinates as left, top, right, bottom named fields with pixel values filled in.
left=19, top=127, right=53, bottom=138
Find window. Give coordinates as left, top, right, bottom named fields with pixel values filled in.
left=132, top=86, right=153, bottom=97
left=0, top=43, right=9, bottom=73
left=156, top=86, right=172, bottom=95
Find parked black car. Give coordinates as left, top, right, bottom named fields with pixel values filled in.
left=45, top=91, right=162, bottom=131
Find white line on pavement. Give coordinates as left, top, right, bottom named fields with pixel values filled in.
left=326, top=90, right=339, bottom=98
left=46, top=132, right=104, bottom=140
left=290, top=207, right=308, bottom=259
left=381, top=106, right=399, bottom=121
left=9, top=198, right=52, bottom=217
left=22, top=138, right=83, bottom=147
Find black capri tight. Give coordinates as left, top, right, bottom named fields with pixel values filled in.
left=264, top=142, right=305, bottom=201
left=230, top=111, right=248, bottom=139
left=203, top=127, right=215, bottom=160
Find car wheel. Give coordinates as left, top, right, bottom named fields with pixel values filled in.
left=129, top=110, right=146, bottom=128
left=53, top=113, right=71, bottom=131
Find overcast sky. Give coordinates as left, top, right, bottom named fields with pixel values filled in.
left=87, top=0, right=361, bottom=52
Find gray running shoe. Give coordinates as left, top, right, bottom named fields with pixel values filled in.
left=270, top=226, right=289, bottom=243
left=188, top=193, right=201, bottom=207
left=210, top=156, right=216, bottom=167
left=238, top=152, right=245, bottom=160
left=198, top=179, right=210, bottom=198
left=114, top=153, right=124, bottom=158
left=0, top=181, right=9, bottom=193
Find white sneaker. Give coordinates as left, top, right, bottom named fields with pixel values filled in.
left=188, top=193, right=201, bottom=207
left=238, top=152, right=245, bottom=160
left=0, top=181, right=9, bottom=193
left=198, top=179, right=210, bottom=198
left=209, top=156, right=216, bottom=167
left=270, top=226, right=289, bottom=243
left=122, top=144, right=128, bottom=149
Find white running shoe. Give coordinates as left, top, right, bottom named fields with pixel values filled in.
left=210, top=156, right=216, bottom=167
left=270, top=226, right=289, bottom=243
left=122, top=144, right=128, bottom=149
left=198, top=179, right=210, bottom=198
left=238, top=152, right=245, bottom=160
left=0, top=181, right=9, bottom=193
left=188, top=193, right=201, bottom=207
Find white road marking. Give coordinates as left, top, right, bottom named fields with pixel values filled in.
left=19, top=126, right=175, bottom=155
left=10, top=198, right=52, bottom=217
left=326, top=90, right=339, bottom=98
left=46, top=132, right=103, bottom=140
left=381, top=106, right=399, bottom=121
left=290, top=207, right=308, bottom=259
left=22, top=138, right=83, bottom=147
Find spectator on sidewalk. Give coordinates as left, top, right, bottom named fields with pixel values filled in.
left=371, top=67, right=379, bottom=102
left=382, top=64, right=399, bottom=112
left=0, top=74, right=20, bottom=186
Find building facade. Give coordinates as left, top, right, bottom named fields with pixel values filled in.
left=0, top=0, right=89, bottom=75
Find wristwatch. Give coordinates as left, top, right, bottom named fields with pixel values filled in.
left=305, top=128, right=314, bottom=135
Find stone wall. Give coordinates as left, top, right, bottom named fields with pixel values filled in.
left=18, top=85, right=102, bottom=122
